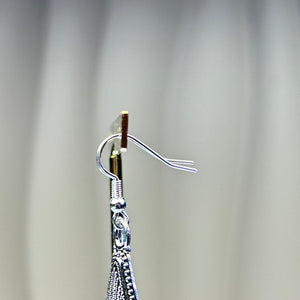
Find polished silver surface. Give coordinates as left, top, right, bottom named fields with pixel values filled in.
left=96, top=133, right=198, bottom=182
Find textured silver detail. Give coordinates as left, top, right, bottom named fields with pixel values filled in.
left=107, top=203, right=139, bottom=300
left=107, top=249, right=138, bottom=300
left=111, top=180, right=123, bottom=199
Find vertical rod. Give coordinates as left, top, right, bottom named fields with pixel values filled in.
left=109, top=146, right=123, bottom=253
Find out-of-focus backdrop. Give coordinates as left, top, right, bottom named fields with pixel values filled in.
left=1, top=0, right=299, bottom=299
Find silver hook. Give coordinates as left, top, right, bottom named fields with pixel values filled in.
left=96, top=133, right=198, bottom=181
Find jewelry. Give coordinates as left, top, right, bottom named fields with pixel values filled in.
left=96, top=113, right=197, bottom=300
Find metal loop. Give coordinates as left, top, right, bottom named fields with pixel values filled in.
left=113, top=211, right=129, bottom=230
left=96, top=133, right=198, bottom=181
left=113, top=212, right=131, bottom=248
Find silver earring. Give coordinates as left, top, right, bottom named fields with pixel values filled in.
left=96, top=112, right=197, bottom=300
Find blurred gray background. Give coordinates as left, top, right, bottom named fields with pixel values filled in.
left=1, top=0, right=300, bottom=299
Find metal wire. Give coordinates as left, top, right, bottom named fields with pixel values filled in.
left=96, top=133, right=198, bottom=181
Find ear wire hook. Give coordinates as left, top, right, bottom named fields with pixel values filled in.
left=96, top=133, right=198, bottom=182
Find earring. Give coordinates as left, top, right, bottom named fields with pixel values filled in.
left=96, top=112, right=197, bottom=300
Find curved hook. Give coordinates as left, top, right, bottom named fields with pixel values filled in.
left=96, top=133, right=198, bottom=181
